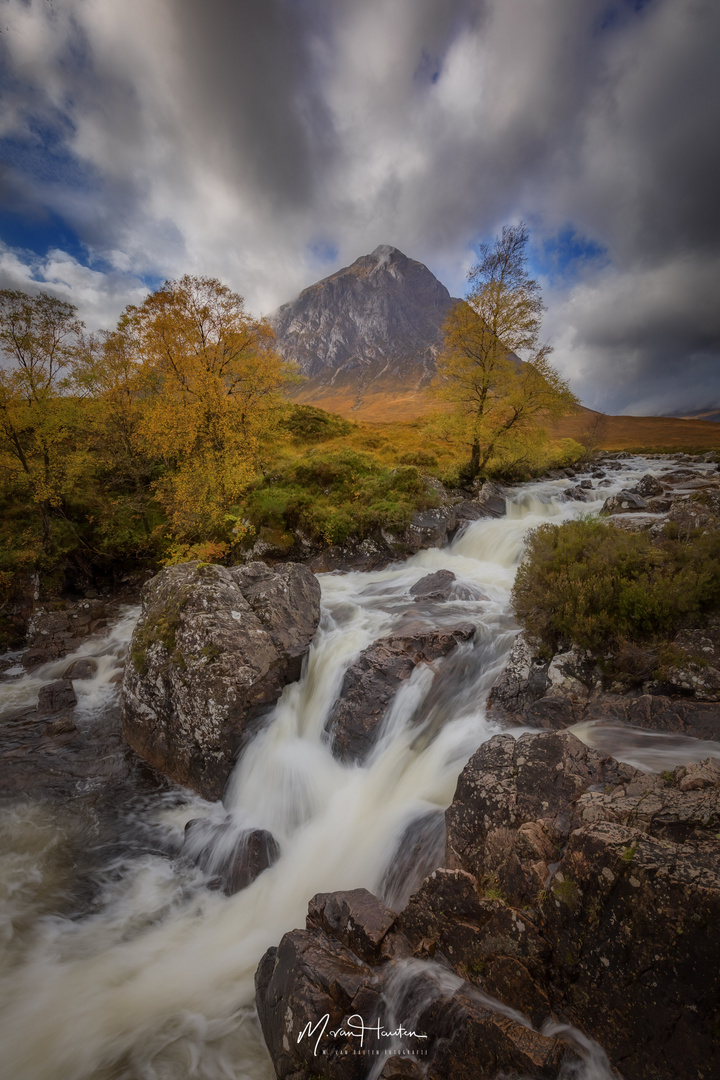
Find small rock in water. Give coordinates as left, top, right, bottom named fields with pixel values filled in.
left=409, top=569, right=456, bottom=602
left=601, top=489, right=649, bottom=514
left=37, top=679, right=77, bottom=714
left=182, top=818, right=280, bottom=896
left=631, top=473, right=664, bottom=498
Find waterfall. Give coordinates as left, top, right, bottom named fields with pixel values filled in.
left=0, top=456, right=716, bottom=1080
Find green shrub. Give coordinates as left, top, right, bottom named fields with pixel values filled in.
left=280, top=404, right=354, bottom=442
left=243, top=450, right=437, bottom=545
left=512, top=518, right=720, bottom=658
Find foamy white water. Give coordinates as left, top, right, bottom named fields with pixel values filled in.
left=0, top=456, right=714, bottom=1079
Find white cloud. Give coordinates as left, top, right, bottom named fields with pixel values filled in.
left=0, top=0, right=718, bottom=410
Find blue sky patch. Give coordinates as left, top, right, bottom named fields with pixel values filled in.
left=530, top=228, right=608, bottom=286
left=307, top=240, right=339, bottom=267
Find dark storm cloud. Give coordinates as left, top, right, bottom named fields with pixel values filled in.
left=0, top=0, right=718, bottom=413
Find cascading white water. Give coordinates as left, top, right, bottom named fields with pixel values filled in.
left=0, top=456, right=717, bottom=1080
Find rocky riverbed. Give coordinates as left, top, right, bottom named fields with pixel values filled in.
left=0, top=452, right=718, bottom=1080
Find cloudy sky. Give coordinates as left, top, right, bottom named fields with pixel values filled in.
left=1, top=0, right=718, bottom=415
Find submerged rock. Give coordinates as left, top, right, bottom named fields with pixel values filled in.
left=121, top=560, right=321, bottom=799
left=325, top=624, right=476, bottom=764
left=37, top=678, right=77, bottom=714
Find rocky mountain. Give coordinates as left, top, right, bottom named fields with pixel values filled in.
left=270, top=245, right=458, bottom=415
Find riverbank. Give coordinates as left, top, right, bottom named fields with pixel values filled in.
left=0, top=454, right=718, bottom=1080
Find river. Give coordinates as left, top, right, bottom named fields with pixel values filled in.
left=1, top=456, right=718, bottom=1080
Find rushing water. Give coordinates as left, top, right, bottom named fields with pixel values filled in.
left=1, top=456, right=718, bottom=1080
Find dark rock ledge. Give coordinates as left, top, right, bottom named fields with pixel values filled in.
left=255, top=730, right=720, bottom=1080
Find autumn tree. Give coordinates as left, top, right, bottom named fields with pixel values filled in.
left=121, top=275, right=292, bottom=540
left=0, top=290, right=86, bottom=547
left=432, top=223, right=578, bottom=479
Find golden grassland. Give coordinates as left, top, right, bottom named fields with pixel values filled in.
left=291, top=382, right=720, bottom=451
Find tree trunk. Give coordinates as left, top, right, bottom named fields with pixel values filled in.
left=40, top=499, right=51, bottom=550
left=469, top=438, right=481, bottom=478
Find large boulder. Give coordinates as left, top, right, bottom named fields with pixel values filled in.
left=442, top=731, right=720, bottom=1079
left=445, top=731, right=637, bottom=901
left=325, top=624, right=476, bottom=763
left=121, top=560, right=321, bottom=799
left=254, top=731, right=720, bottom=1078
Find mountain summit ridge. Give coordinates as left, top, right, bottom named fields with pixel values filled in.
left=270, top=245, right=458, bottom=409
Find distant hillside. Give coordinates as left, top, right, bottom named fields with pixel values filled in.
left=271, top=245, right=456, bottom=410
left=669, top=408, right=720, bottom=423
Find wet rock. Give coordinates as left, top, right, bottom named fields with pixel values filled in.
left=630, top=473, right=664, bottom=498
left=43, top=716, right=78, bottom=737
left=37, top=679, right=77, bottom=714
left=539, top=803, right=720, bottom=1079
left=256, top=890, right=565, bottom=1080
left=21, top=598, right=109, bottom=669
left=474, top=480, right=507, bottom=518
left=307, top=888, right=398, bottom=963
left=64, top=657, right=98, bottom=680
left=378, top=1056, right=425, bottom=1079
left=182, top=818, right=280, bottom=895
left=665, top=467, right=703, bottom=483
left=398, top=867, right=549, bottom=974
left=563, top=484, right=589, bottom=501
left=21, top=646, right=54, bottom=671
left=325, top=624, right=476, bottom=764
left=445, top=731, right=638, bottom=891
left=397, top=508, right=458, bottom=553
left=487, top=633, right=549, bottom=720
left=420, top=986, right=564, bottom=1080
left=489, top=631, right=720, bottom=738
left=380, top=810, right=446, bottom=910
left=586, top=694, right=720, bottom=742
left=409, top=570, right=456, bottom=602
left=121, top=560, right=321, bottom=799
left=452, top=499, right=492, bottom=525
left=601, top=489, right=649, bottom=514
left=255, top=927, right=377, bottom=1080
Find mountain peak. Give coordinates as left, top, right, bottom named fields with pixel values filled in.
left=368, top=243, right=404, bottom=265
left=270, top=247, right=456, bottom=408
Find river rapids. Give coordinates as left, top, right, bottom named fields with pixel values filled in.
left=1, top=457, right=719, bottom=1080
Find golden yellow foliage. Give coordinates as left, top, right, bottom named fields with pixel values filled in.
left=119, top=275, right=294, bottom=539
left=0, top=290, right=86, bottom=546
left=431, top=224, right=578, bottom=478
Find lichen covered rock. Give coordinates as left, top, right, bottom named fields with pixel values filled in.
left=121, top=560, right=321, bottom=799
